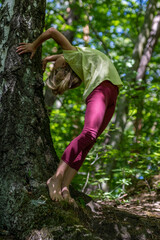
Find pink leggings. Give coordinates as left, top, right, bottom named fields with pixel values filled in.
left=61, top=80, right=118, bottom=171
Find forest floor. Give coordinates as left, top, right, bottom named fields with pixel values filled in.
left=88, top=175, right=160, bottom=218
left=101, top=183, right=160, bottom=219
left=83, top=175, right=160, bottom=240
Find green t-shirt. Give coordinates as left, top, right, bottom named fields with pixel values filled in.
left=63, top=47, right=123, bottom=101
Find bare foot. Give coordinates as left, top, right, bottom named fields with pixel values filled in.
left=61, top=186, right=78, bottom=208
left=47, top=175, right=63, bottom=201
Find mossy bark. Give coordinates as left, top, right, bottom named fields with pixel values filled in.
left=0, top=0, right=59, bottom=236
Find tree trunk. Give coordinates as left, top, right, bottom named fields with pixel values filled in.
left=0, top=0, right=59, bottom=236
left=134, top=11, right=160, bottom=139
left=132, top=0, right=158, bottom=69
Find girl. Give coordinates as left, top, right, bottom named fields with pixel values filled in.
left=16, top=27, right=123, bottom=205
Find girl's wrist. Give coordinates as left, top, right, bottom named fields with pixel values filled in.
left=32, top=42, right=37, bottom=50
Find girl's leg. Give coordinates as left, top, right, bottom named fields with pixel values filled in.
left=60, top=81, right=118, bottom=201
left=72, top=102, right=117, bottom=169
left=61, top=166, right=77, bottom=205
left=61, top=82, right=110, bottom=170
left=47, top=81, right=118, bottom=202
left=47, top=160, right=78, bottom=204
left=61, top=80, right=118, bottom=171
left=57, top=103, right=116, bottom=203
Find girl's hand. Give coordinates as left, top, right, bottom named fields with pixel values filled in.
left=16, top=43, right=36, bottom=59
left=42, top=58, right=48, bottom=72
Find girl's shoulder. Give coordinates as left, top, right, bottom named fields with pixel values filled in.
left=77, top=46, right=106, bottom=56
left=63, top=46, right=107, bottom=60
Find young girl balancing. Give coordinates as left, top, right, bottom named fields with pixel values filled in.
left=16, top=27, right=123, bottom=205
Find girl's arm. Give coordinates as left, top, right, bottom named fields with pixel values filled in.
left=16, top=28, right=76, bottom=59
left=43, top=54, right=63, bottom=62
left=32, top=28, right=76, bottom=50
left=42, top=54, right=63, bottom=72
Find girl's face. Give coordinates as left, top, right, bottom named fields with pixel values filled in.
left=54, top=56, right=67, bottom=69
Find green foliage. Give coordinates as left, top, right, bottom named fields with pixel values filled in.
left=43, top=0, right=160, bottom=200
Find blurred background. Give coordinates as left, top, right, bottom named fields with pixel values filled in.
left=42, top=0, right=160, bottom=199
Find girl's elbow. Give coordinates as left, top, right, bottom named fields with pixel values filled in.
left=48, top=27, right=56, bottom=37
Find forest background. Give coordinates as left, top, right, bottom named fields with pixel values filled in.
left=42, top=0, right=160, bottom=200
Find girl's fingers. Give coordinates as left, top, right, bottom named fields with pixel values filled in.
left=16, top=45, right=26, bottom=50
left=16, top=47, right=25, bottom=52
left=17, top=44, right=26, bottom=49
left=16, top=43, right=34, bottom=57
left=16, top=43, right=27, bottom=50
left=18, top=50, right=27, bottom=55
left=16, top=49, right=26, bottom=54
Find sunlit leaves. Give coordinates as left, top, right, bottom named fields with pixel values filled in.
left=43, top=0, right=160, bottom=200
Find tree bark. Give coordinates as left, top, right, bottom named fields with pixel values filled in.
left=0, top=0, right=59, bottom=235
left=132, top=0, right=158, bottom=69
left=134, top=11, right=160, bottom=139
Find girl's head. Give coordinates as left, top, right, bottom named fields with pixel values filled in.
left=46, top=57, right=82, bottom=95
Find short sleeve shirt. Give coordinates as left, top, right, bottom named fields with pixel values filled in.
left=63, top=47, right=123, bottom=101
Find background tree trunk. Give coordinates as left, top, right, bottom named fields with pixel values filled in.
left=134, top=11, right=160, bottom=140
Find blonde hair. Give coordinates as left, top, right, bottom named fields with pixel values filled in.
left=46, top=64, right=82, bottom=95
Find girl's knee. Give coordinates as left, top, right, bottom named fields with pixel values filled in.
left=83, top=128, right=97, bottom=143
